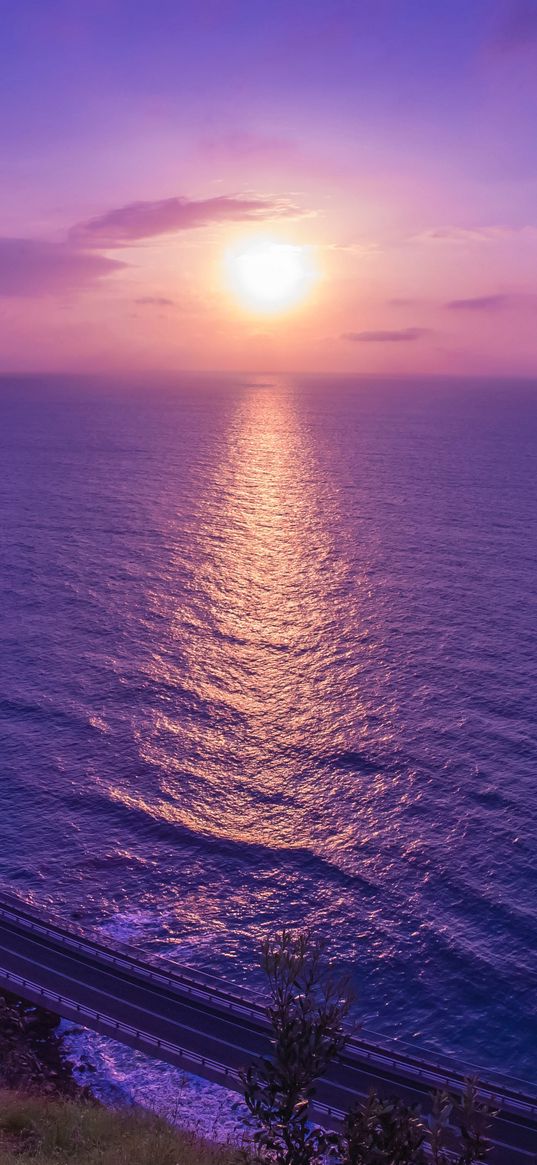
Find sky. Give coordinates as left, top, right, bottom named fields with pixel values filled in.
left=1, top=0, right=537, bottom=375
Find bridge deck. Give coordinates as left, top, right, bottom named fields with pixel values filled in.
left=0, top=897, right=535, bottom=1163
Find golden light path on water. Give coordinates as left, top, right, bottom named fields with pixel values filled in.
left=105, top=381, right=404, bottom=947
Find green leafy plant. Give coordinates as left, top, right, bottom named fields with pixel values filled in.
left=340, top=1090, right=426, bottom=1164
left=341, top=1079, right=495, bottom=1165
left=242, top=933, right=496, bottom=1165
left=428, top=1078, right=497, bottom=1165
left=241, top=929, right=352, bottom=1165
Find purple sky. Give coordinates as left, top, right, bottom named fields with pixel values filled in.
left=2, top=0, right=537, bottom=373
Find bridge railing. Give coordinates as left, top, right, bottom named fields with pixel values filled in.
left=1, top=895, right=536, bottom=1121
left=0, top=961, right=346, bottom=1125
left=0, top=901, right=266, bottom=1022
left=0, top=962, right=246, bottom=1088
left=1, top=963, right=536, bottom=1164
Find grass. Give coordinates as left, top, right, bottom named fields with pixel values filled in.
left=0, top=1090, right=243, bottom=1165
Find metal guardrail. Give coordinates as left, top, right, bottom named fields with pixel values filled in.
left=0, top=896, right=536, bottom=1122
left=0, top=903, right=265, bottom=1023
left=0, top=959, right=347, bottom=1117
left=0, top=890, right=264, bottom=1000
left=0, top=963, right=244, bottom=1088
left=1, top=965, right=535, bottom=1165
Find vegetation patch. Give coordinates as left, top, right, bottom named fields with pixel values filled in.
left=0, top=1090, right=241, bottom=1165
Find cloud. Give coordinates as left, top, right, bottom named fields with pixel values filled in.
left=446, top=293, right=537, bottom=311
left=134, top=295, right=175, bottom=307
left=446, top=294, right=511, bottom=311
left=0, top=238, right=125, bottom=297
left=342, top=327, right=429, bottom=343
left=412, top=227, right=500, bottom=245
left=71, top=193, right=306, bottom=248
left=328, top=240, right=381, bottom=255
left=412, top=225, right=537, bottom=246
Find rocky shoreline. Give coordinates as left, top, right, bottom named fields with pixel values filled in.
left=0, top=990, right=249, bottom=1143
left=0, top=990, right=88, bottom=1098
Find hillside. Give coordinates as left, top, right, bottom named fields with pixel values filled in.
left=0, top=1091, right=239, bottom=1165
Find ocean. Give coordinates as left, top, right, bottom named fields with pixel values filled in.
left=1, top=373, right=536, bottom=1086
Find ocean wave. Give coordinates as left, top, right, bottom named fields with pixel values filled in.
left=61, top=1021, right=252, bottom=1144
left=1, top=376, right=536, bottom=1078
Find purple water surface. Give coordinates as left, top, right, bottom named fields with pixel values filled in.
left=1, top=374, right=536, bottom=1080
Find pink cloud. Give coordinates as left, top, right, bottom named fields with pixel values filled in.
left=446, top=293, right=537, bottom=310
left=342, top=328, right=430, bottom=343
left=134, top=295, right=175, bottom=307
left=70, top=193, right=306, bottom=248
left=412, top=225, right=537, bottom=246
left=0, top=238, right=125, bottom=297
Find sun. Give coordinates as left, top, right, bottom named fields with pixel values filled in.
left=226, top=239, right=316, bottom=313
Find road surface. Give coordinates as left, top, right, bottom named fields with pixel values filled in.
left=0, top=896, right=535, bottom=1162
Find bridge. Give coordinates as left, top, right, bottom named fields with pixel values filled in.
left=0, top=894, right=535, bottom=1163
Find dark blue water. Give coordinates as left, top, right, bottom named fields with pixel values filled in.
left=1, top=374, right=536, bottom=1080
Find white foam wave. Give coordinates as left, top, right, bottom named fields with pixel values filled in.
left=60, top=1021, right=253, bottom=1145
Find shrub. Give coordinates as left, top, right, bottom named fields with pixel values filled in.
left=242, top=932, right=496, bottom=1165
left=341, top=1090, right=426, bottom=1164
left=241, top=929, right=352, bottom=1165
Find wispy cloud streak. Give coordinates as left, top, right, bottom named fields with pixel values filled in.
left=342, top=327, right=429, bottom=343
left=71, top=194, right=306, bottom=248
left=0, top=238, right=125, bottom=297
left=412, top=225, right=537, bottom=246
left=134, top=295, right=175, bottom=307
left=446, top=293, right=537, bottom=310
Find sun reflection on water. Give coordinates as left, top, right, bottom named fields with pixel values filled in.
left=120, top=379, right=397, bottom=866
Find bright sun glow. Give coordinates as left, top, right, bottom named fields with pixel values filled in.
left=226, top=240, right=316, bottom=313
